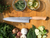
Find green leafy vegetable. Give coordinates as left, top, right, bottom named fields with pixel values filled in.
left=32, top=2, right=36, bottom=7
left=0, top=23, right=16, bottom=38
left=27, top=28, right=33, bottom=38
left=0, top=0, right=11, bottom=13
left=14, top=1, right=25, bottom=10
left=32, top=25, right=36, bottom=38
left=27, top=25, right=36, bottom=38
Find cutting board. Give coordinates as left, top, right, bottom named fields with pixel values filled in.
left=0, top=0, right=50, bottom=38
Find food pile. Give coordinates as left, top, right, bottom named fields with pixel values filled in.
left=13, top=25, right=48, bottom=38
left=35, top=26, right=48, bottom=38
left=14, top=1, right=25, bottom=10
left=12, top=28, right=28, bottom=38
left=27, top=0, right=39, bottom=10
left=0, top=23, right=16, bottom=38
left=27, top=25, right=48, bottom=38
left=0, top=23, right=48, bottom=38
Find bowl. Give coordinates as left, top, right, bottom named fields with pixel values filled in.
left=12, top=0, right=26, bottom=11
left=27, top=0, right=40, bottom=10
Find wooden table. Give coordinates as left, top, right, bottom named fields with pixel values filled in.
left=0, top=0, right=50, bottom=38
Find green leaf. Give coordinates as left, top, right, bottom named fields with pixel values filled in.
left=32, top=25, right=36, bottom=38
left=0, top=35, right=3, bottom=38
left=8, top=5, right=11, bottom=7
left=27, top=25, right=36, bottom=38
left=27, top=28, right=33, bottom=38
left=32, top=2, right=36, bottom=7
left=5, top=8, right=7, bottom=10
left=14, top=1, right=25, bottom=10
left=5, top=5, right=7, bottom=7
left=0, top=5, right=1, bottom=8
left=9, top=33, right=16, bottom=38
left=2, top=6, right=4, bottom=8
left=34, top=0, right=36, bottom=2
left=42, top=30, right=47, bottom=34
left=0, top=0, right=10, bottom=13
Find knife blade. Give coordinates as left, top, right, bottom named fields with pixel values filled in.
left=3, top=18, right=29, bottom=23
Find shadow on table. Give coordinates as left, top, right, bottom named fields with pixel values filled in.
left=0, top=13, right=3, bottom=22
left=46, top=17, right=50, bottom=20
left=22, top=7, right=32, bottom=13
left=36, top=1, right=46, bottom=12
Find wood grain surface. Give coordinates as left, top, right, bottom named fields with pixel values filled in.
left=0, top=0, right=50, bottom=38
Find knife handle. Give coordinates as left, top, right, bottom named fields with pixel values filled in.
left=32, top=17, right=46, bottom=20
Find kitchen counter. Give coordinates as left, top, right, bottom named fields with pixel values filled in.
left=0, top=0, right=50, bottom=38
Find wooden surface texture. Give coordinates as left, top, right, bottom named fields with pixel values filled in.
left=0, top=0, right=50, bottom=38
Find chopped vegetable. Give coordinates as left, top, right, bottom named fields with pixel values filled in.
left=38, top=35, right=42, bottom=38
left=14, top=1, right=25, bottom=10
left=30, top=6, right=35, bottom=9
left=35, top=29, right=42, bottom=36
left=27, top=25, right=48, bottom=38
left=43, top=35, right=47, bottom=38
left=42, top=30, right=47, bottom=34
left=38, top=26, right=45, bottom=31
left=28, top=2, right=33, bottom=6
left=27, top=0, right=39, bottom=10
left=35, top=26, right=48, bottom=38
left=32, top=2, right=38, bottom=7
left=35, top=29, right=40, bottom=35
left=28, top=0, right=34, bottom=2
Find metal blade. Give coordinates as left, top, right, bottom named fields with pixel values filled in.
left=3, top=18, right=29, bottom=23
left=3, top=17, right=31, bottom=20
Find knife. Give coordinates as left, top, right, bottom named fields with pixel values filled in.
left=3, top=17, right=46, bottom=23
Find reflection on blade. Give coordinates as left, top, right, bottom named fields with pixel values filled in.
left=3, top=18, right=29, bottom=23
left=3, top=17, right=30, bottom=20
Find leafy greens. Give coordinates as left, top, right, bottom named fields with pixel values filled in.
left=0, top=0, right=10, bottom=13
left=27, top=25, right=36, bottom=38
left=0, top=23, right=16, bottom=38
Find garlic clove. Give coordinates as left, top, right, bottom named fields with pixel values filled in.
left=21, top=28, right=28, bottom=35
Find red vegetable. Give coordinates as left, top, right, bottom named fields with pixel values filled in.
left=17, top=32, right=22, bottom=36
